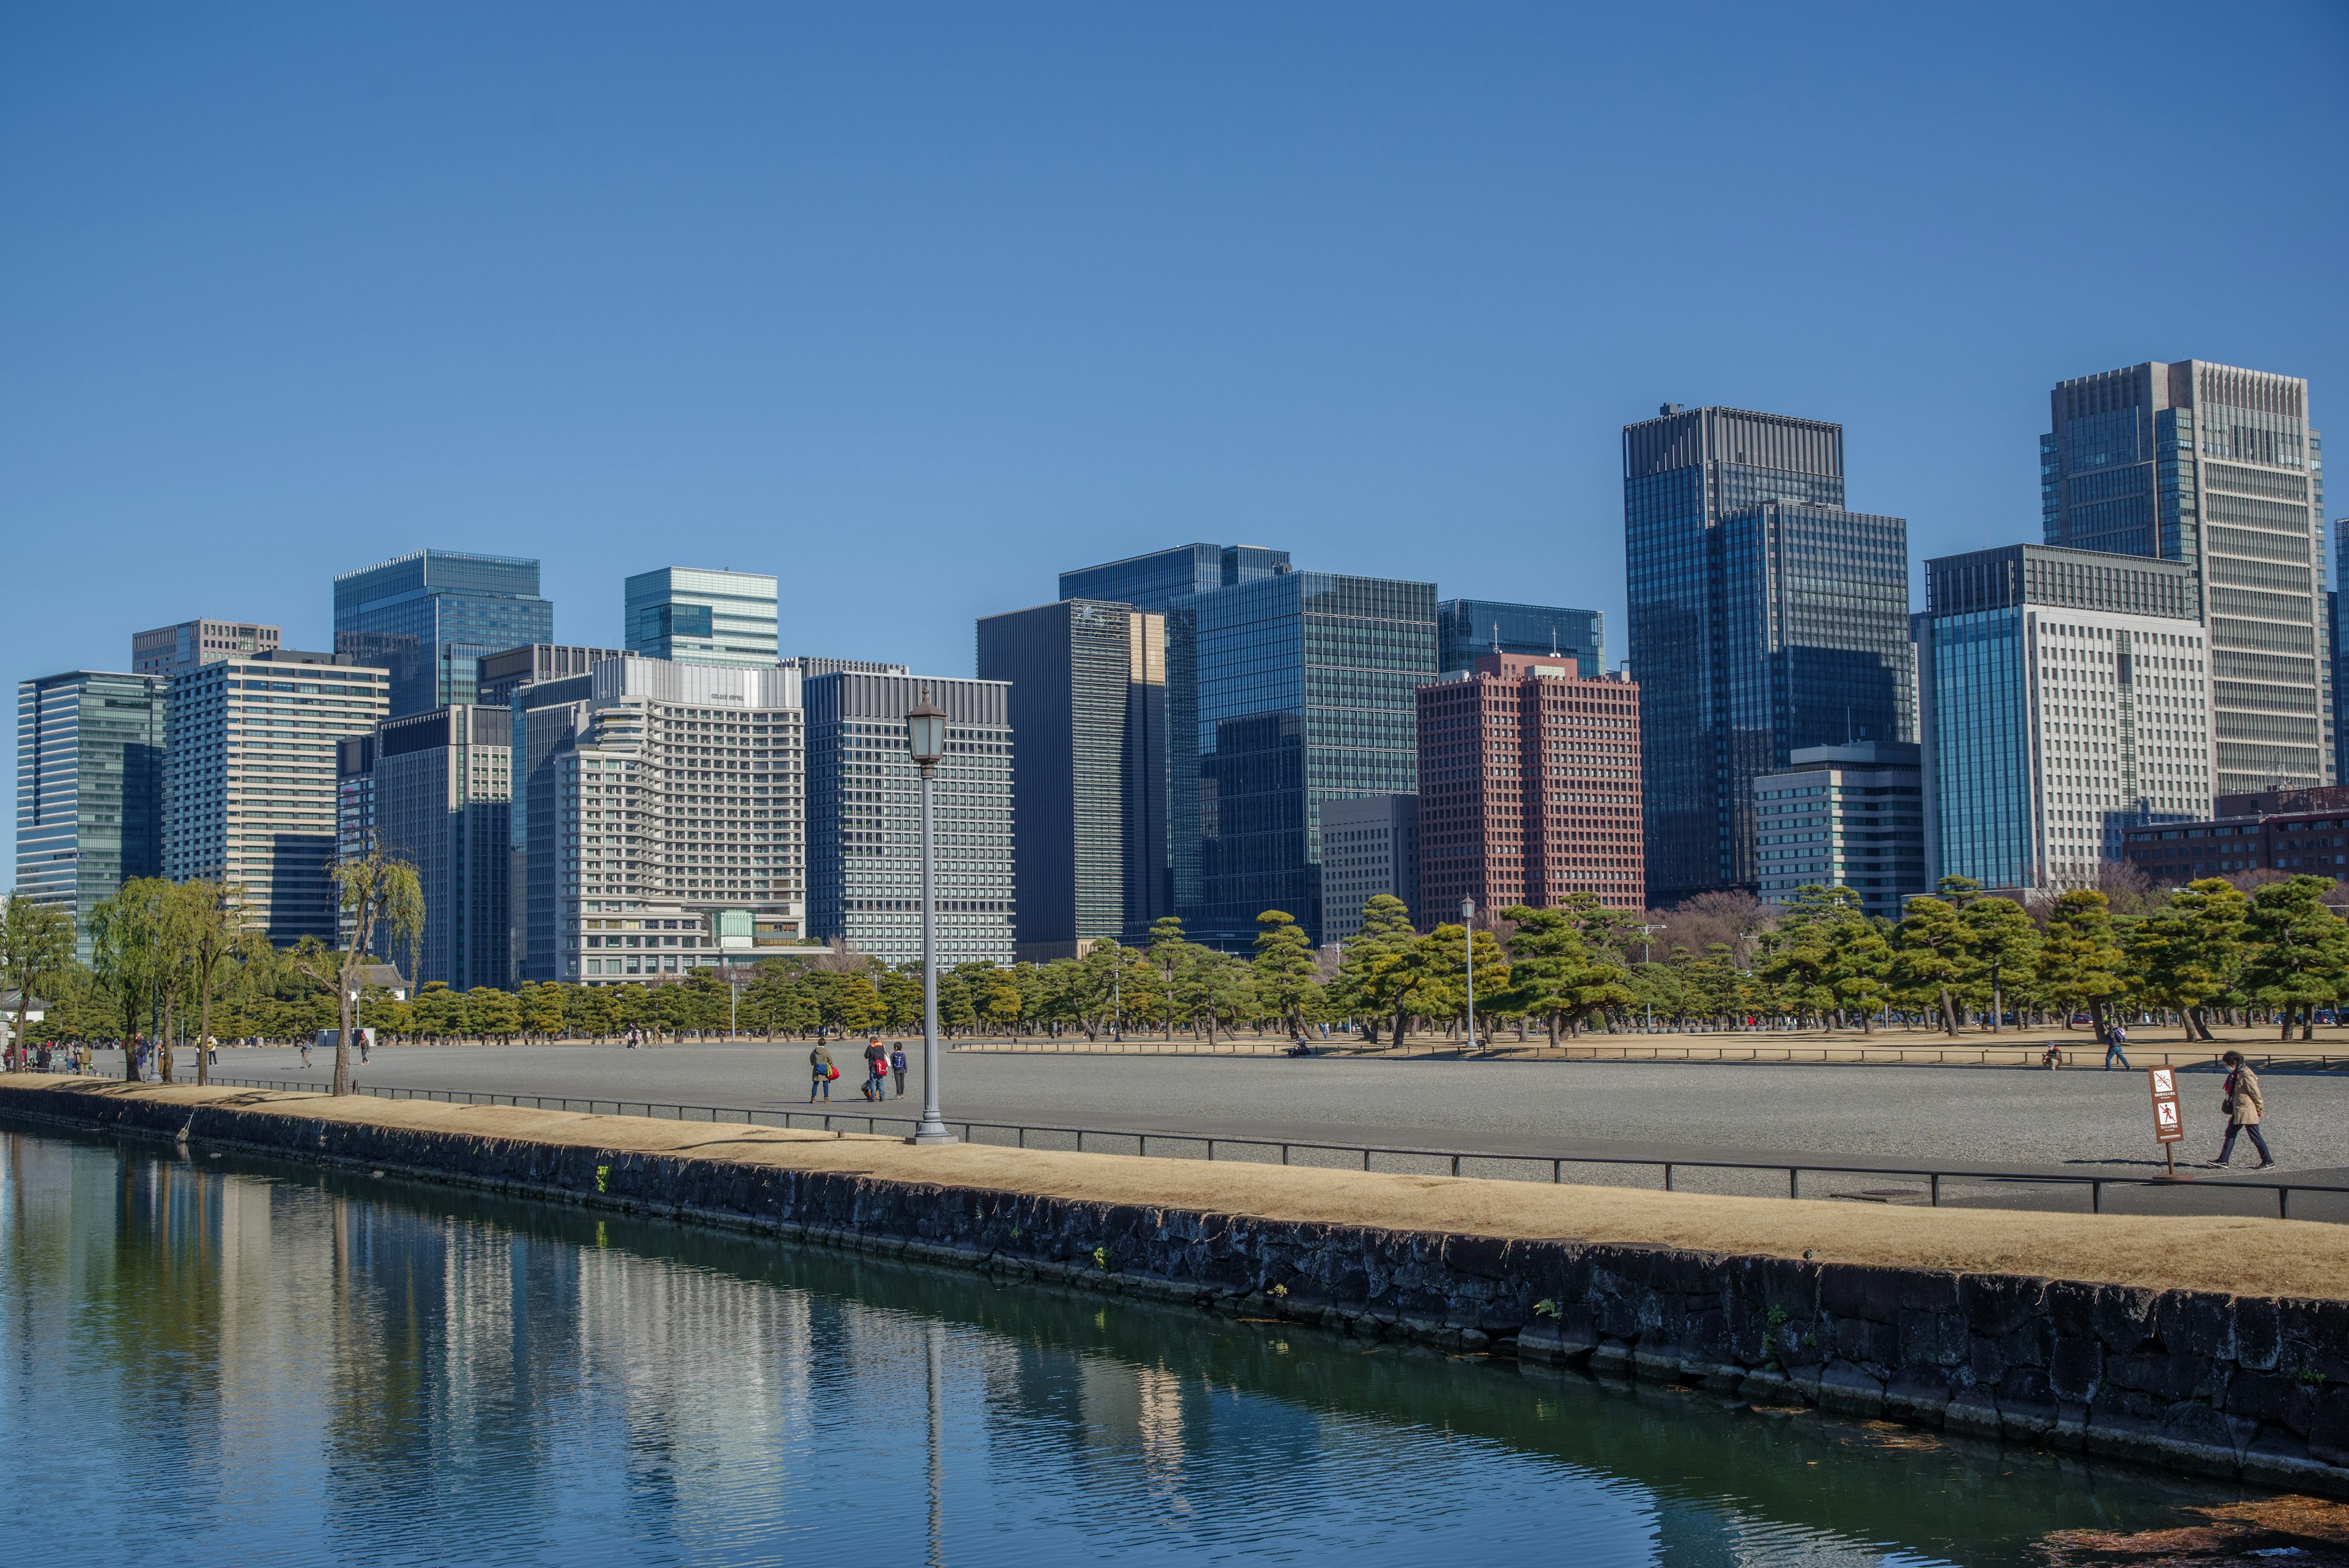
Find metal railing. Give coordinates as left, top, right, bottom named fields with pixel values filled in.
left=171, top=1073, right=2348, bottom=1221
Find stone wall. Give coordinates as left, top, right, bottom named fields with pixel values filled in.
left=9, top=1082, right=2346, bottom=1494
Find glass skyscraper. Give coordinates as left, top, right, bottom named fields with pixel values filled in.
left=333, top=549, right=553, bottom=718
left=1059, top=544, right=1291, bottom=612
left=15, top=671, right=166, bottom=958
left=1167, top=570, right=1435, bottom=947
left=2044, top=360, right=2328, bottom=793
left=1624, top=406, right=1913, bottom=905
left=625, top=567, right=780, bottom=668
left=1436, top=598, right=1604, bottom=677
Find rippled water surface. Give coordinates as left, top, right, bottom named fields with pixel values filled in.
left=0, top=1123, right=2258, bottom=1566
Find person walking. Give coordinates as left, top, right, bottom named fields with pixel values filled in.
left=809, top=1042, right=836, bottom=1102
left=300, top=1038, right=313, bottom=1071
left=2103, top=1021, right=2132, bottom=1070
left=862, top=1038, right=889, bottom=1102
left=2214, top=1050, right=2274, bottom=1169
left=890, top=1042, right=908, bottom=1099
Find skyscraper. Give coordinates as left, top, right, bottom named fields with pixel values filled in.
left=1167, top=570, right=1435, bottom=947
left=624, top=567, right=779, bottom=668
left=977, top=598, right=1167, bottom=958
left=1436, top=600, right=1605, bottom=678
left=1059, top=544, right=1291, bottom=612
left=15, top=671, right=166, bottom=957
left=2044, top=360, right=2328, bottom=794
left=475, top=644, right=623, bottom=710
left=1624, top=405, right=1913, bottom=905
left=1318, top=794, right=1418, bottom=941
left=1751, top=741, right=1927, bottom=921
left=130, top=620, right=280, bottom=677
left=373, top=705, right=511, bottom=990
left=1919, top=544, right=2209, bottom=890
left=333, top=550, right=553, bottom=718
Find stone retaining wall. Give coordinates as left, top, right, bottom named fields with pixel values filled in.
left=10, top=1082, right=2346, bottom=1493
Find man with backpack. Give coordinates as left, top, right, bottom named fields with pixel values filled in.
left=889, top=1042, right=908, bottom=1098
left=862, top=1038, right=889, bottom=1102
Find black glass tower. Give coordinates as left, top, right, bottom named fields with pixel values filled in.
left=1059, top=544, right=1291, bottom=612
left=334, top=549, right=554, bottom=718
left=1624, top=406, right=1912, bottom=905
left=1436, top=598, right=1605, bottom=677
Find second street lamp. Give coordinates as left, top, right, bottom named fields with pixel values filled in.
left=905, top=691, right=957, bottom=1145
left=1461, top=897, right=1476, bottom=1051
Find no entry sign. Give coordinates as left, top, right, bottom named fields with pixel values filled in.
left=2147, top=1065, right=2183, bottom=1142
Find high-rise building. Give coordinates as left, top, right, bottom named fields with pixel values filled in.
left=333, top=550, right=553, bottom=718
left=1167, top=570, right=1436, bottom=947
left=547, top=659, right=809, bottom=985
left=475, top=644, right=623, bottom=710
left=2122, top=798, right=2349, bottom=882
left=1416, top=653, right=1644, bottom=923
left=1059, top=544, right=1291, bottom=612
left=162, top=650, right=390, bottom=944
left=1920, top=544, right=2210, bottom=890
left=1624, top=405, right=1913, bottom=905
left=1436, top=600, right=1605, bottom=678
left=2044, top=360, right=2328, bottom=794
left=335, top=734, right=376, bottom=950
left=781, top=656, right=910, bottom=678
left=15, top=671, right=167, bottom=956
left=1751, top=741, right=1927, bottom=921
left=804, top=670, right=1014, bottom=967
left=510, top=669, right=601, bottom=983
left=374, top=706, right=511, bottom=990
left=1319, top=794, right=1418, bottom=941
left=624, top=567, right=779, bottom=668
left=977, top=599, right=1167, bottom=959
left=130, top=620, right=280, bottom=677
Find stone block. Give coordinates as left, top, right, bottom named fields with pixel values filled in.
left=2091, top=1285, right=2159, bottom=1353
left=2049, top=1337, right=2104, bottom=1402
left=1816, top=1361, right=1887, bottom=1417
left=2107, top=1351, right=2210, bottom=1403
left=2044, top=1279, right=2098, bottom=1339
left=2236, top=1296, right=2284, bottom=1371
left=2154, top=1290, right=2235, bottom=1360
left=1883, top=1367, right=1956, bottom=1422
left=2309, top=1388, right=2349, bottom=1465
left=1945, top=1384, right=2002, bottom=1437
left=1834, top=1316, right=1898, bottom=1369
left=1440, top=1233, right=1510, bottom=1279
left=2230, top=1371, right=2318, bottom=1433
left=1897, top=1307, right=1967, bottom=1368
left=1968, top=1335, right=2005, bottom=1386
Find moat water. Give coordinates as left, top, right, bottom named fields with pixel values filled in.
left=0, top=1122, right=2264, bottom=1566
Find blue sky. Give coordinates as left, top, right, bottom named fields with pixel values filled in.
left=6, top=2, right=2347, bottom=884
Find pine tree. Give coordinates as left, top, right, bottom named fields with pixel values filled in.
left=2039, top=890, right=2128, bottom=1044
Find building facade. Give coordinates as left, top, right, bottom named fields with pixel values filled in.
left=15, top=671, right=167, bottom=956
left=2121, top=802, right=2349, bottom=882
left=780, top=656, right=911, bottom=679
left=1920, top=544, right=2210, bottom=891
left=374, top=705, right=511, bottom=990
left=551, top=660, right=809, bottom=985
left=1059, top=543, right=1292, bottom=611
left=1318, top=794, right=1419, bottom=942
left=475, top=644, right=623, bottom=710
left=1751, top=741, right=1927, bottom=921
left=1624, top=405, right=1914, bottom=906
left=161, top=650, right=390, bottom=944
left=335, top=734, right=376, bottom=949
left=1416, top=655, right=1644, bottom=924
left=1436, top=599, right=1604, bottom=678
left=1166, top=570, right=1436, bottom=948
left=511, top=671, right=601, bottom=983
left=2044, top=360, right=2328, bottom=794
left=624, top=567, right=779, bottom=668
left=803, top=671, right=1014, bottom=967
left=333, top=549, right=553, bottom=718
left=130, top=620, right=280, bottom=677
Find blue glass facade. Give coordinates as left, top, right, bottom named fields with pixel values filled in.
left=1167, top=571, right=1434, bottom=947
left=335, top=550, right=552, bottom=718
left=1436, top=599, right=1603, bottom=677
left=1926, top=610, right=2035, bottom=888
left=1059, top=544, right=1291, bottom=612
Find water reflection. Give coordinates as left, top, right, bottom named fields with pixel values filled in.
left=0, top=1124, right=2254, bottom=1567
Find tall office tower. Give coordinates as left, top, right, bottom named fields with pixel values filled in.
left=1751, top=742, right=1927, bottom=921
left=1166, top=571, right=1436, bottom=947
left=334, top=549, right=553, bottom=718
left=161, top=650, right=390, bottom=944
left=1319, top=794, right=1418, bottom=941
left=1059, top=543, right=1291, bottom=611
left=15, top=671, right=166, bottom=956
left=1416, top=653, right=1644, bottom=923
left=335, top=734, right=376, bottom=950
left=475, top=644, right=624, bottom=711
left=624, top=567, right=779, bottom=668
left=510, top=669, right=603, bottom=983
left=977, top=599, right=1167, bottom=959
left=803, top=670, right=1013, bottom=967
left=1920, top=544, right=2209, bottom=890
left=780, top=656, right=911, bottom=678
left=547, top=659, right=808, bottom=986
left=2044, top=361, right=2328, bottom=794
left=373, top=706, right=511, bottom=990
left=1436, top=600, right=1605, bottom=678
left=130, top=620, right=280, bottom=677
left=1624, top=406, right=1913, bottom=905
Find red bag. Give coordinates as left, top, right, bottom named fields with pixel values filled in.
left=828, top=1065, right=840, bottom=1080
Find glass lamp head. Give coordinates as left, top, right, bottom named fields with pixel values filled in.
left=905, top=692, right=947, bottom=768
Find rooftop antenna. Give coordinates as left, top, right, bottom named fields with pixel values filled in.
left=1491, top=621, right=1501, bottom=655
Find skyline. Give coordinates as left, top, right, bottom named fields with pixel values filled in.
left=7, top=4, right=2348, bottom=895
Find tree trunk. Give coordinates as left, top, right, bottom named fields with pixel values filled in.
left=195, top=969, right=213, bottom=1088
left=2090, top=1000, right=2110, bottom=1046
left=2281, top=1005, right=2296, bottom=1042
left=1547, top=1010, right=1560, bottom=1046
left=1990, top=974, right=2004, bottom=1033
left=1937, top=986, right=1959, bottom=1037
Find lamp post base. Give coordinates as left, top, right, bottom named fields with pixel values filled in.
left=908, top=1117, right=960, bottom=1146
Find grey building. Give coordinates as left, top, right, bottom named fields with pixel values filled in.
left=1318, top=793, right=1417, bottom=941
left=15, top=671, right=167, bottom=957
left=374, top=706, right=511, bottom=990
left=781, top=656, right=911, bottom=678
left=130, top=619, right=280, bottom=677
left=1436, top=600, right=1603, bottom=678
left=476, top=644, right=623, bottom=710
left=625, top=567, right=779, bottom=668
left=1920, top=544, right=2210, bottom=890
left=334, top=549, right=553, bottom=718
left=510, top=671, right=601, bottom=983
left=1751, top=742, right=1926, bottom=922
left=976, top=599, right=1167, bottom=959
left=1624, top=404, right=1915, bottom=906
left=1059, top=543, right=1291, bottom=611
left=335, top=734, right=376, bottom=951
left=804, top=671, right=1013, bottom=967
left=2044, top=360, right=2328, bottom=794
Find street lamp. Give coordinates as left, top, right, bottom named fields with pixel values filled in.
left=1461, top=898, right=1476, bottom=1051
left=905, top=692, right=957, bottom=1145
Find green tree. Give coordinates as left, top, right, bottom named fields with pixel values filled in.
left=408, top=981, right=464, bottom=1041
left=2039, top=889, right=2129, bottom=1044
left=519, top=982, right=568, bottom=1041
left=1893, top=894, right=1973, bottom=1035
left=1500, top=905, right=1630, bottom=1042
left=1409, top=921, right=1510, bottom=1045
left=1330, top=894, right=1422, bottom=1045
left=291, top=845, right=424, bottom=1093
left=172, top=880, right=265, bottom=1084
left=1, top=894, right=75, bottom=1072
left=2243, top=874, right=2349, bottom=1040
left=1250, top=911, right=1322, bottom=1036
left=88, top=879, right=173, bottom=1079
left=1959, top=894, right=2040, bottom=1033
left=466, top=986, right=522, bottom=1042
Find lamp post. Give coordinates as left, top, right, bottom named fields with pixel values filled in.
left=905, top=692, right=957, bottom=1144
left=1461, top=897, right=1476, bottom=1050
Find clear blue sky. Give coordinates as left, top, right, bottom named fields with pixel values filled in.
left=7, top=3, right=2347, bottom=885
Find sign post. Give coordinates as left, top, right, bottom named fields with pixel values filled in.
left=2147, top=1066, right=2188, bottom=1180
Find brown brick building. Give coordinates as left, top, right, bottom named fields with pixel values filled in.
left=1415, top=653, right=1643, bottom=924
left=2121, top=806, right=2349, bottom=883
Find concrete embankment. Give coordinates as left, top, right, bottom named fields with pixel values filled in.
left=9, top=1075, right=2349, bottom=1492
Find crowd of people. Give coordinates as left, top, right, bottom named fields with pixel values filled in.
left=804, top=1038, right=909, bottom=1102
